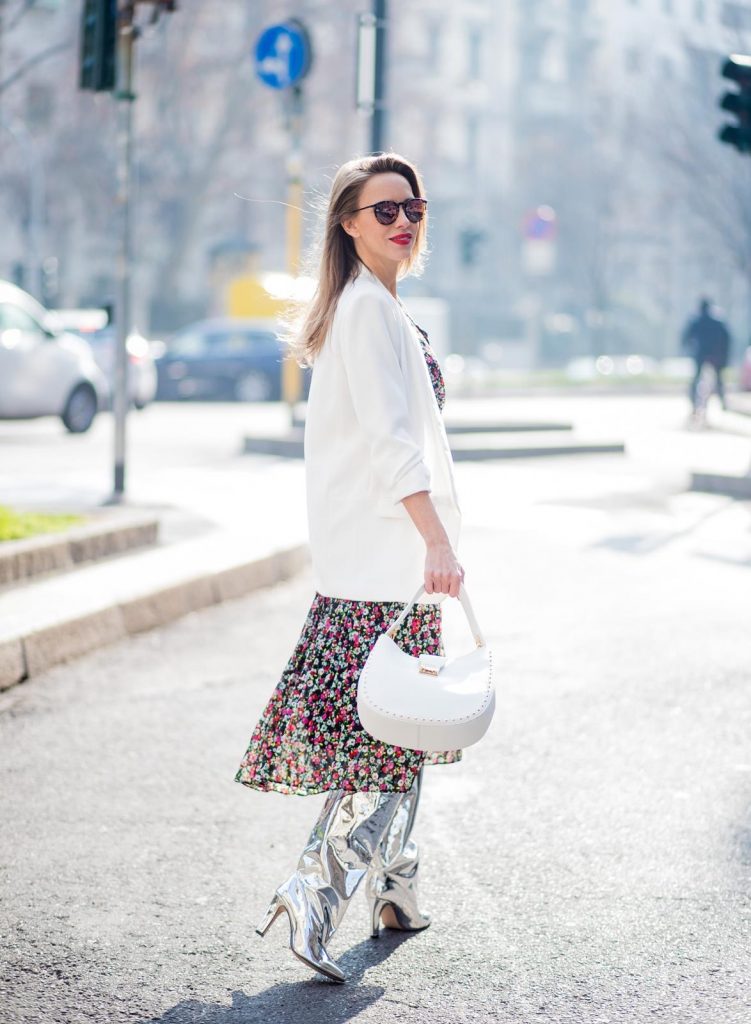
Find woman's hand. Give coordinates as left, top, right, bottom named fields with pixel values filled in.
left=424, top=538, right=465, bottom=598
left=400, top=489, right=465, bottom=597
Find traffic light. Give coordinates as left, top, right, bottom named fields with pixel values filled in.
left=459, top=228, right=486, bottom=267
left=718, top=54, right=751, bottom=154
left=79, top=0, right=117, bottom=92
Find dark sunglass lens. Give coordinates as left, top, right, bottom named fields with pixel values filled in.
left=374, top=202, right=399, bottom=224
left=405, top=199, right=427, bottom=222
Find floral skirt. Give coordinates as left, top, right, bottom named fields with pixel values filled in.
left=234, top=592, right=462, bottom=795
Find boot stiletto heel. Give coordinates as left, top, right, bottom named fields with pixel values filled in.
left=255, top=887, right=345, bottom=983
left=255, top=893, right=285, bottom=937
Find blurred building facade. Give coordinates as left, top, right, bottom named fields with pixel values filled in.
left=1, top=0, right=751, bottom=364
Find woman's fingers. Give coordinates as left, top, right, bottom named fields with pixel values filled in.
left=424, top=560, right=465, bottom=596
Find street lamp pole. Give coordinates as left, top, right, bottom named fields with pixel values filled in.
left=371, top=0, right=387, bottom=153
left=111, top=2, right=137, bottom=502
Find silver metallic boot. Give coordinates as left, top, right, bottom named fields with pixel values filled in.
left=256, top=789, right=402, bottom=982
left=366, top=770, right=431, bottom=938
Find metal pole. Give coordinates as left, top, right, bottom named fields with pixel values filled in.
left=0, top=1, right=5, bottom=126
left=371, top=0, right=386, bottom=153
left=282, top=84, right=303, bottom=426
left=111, top=4, right=136, bottom=503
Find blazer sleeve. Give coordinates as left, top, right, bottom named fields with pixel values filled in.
left=336, top=290, right=431, bottom=506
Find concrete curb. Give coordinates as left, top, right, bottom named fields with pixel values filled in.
left=691, top=472, right=751, bottom=499
left=444, top=421, right=573, bottom=434
left=0, top=541, right=309, bottom=692
left=0, top=513, right=159, bottom=586
left=243, top=431, right=625, bottom=461
left=244, top=432, right=304, bottom=458
left=290, top=414, right=575, bottom=434
left=449, top=439, right=626, bottom=461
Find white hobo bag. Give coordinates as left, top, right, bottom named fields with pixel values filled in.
left=357, top=583, right=494, bottom=752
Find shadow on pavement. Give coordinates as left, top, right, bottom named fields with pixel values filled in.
left=140, top=931, right=415, bottom=1024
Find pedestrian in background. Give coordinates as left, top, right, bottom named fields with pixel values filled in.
left=234, top=153, right=465, bottom=982
left=681, top=298, right=732, bottom=414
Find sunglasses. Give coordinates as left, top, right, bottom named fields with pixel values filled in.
left=351, top=197, right=428, bottom=225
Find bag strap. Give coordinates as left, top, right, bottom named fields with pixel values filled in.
left=385, top=582, right=486, bottom=648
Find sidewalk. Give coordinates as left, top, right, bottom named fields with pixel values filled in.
left=0, top=525, right=308, bottom=691
left=0, top=439, right=310, bottom=690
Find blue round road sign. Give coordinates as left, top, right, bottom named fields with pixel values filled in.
left=254, top=22, right=311, bottom=90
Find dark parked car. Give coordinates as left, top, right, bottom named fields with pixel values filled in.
left=154, top=318, right=310, bottom=402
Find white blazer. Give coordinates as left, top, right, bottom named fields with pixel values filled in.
left=304, top=263, right=462, bottom=603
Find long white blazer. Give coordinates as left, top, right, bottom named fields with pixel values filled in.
left=304, top=262, right=462, bottom=603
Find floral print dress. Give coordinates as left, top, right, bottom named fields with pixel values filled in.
left=234, top=320, right=461, bottom=795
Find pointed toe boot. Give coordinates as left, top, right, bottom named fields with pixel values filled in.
left=256, top=789, right=402, bottom=981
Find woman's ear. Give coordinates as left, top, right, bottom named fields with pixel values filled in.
left=341, top=217, right=359, bottom=239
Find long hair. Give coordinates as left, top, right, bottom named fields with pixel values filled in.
left=285, top=153, right=428, bottom=365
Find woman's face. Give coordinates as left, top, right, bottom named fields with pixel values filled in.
left=341, top=172, right=418, bottom=270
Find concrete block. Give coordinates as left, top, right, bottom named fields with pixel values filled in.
left=691, top=472, right=751, bottom=499
left=210, top=545, right=309, bottom=603
left=212, top=561, right=269, bottom=603
left=0, top=516, right=159, bottom=586
left=0, top=638, right=26, bottom=691
left=69, top=520, right=159, bottom=565
left=23, top=607, right=126, bottom=677
left=121, top=577, right=216, bottom=635
left=0, top=537, right=71, bottom=586
left=242, top=433, right=305, bottom=458
left=450, top=437, right=626, bottom=461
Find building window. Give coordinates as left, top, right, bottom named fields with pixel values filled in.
left=425, top=20, right=441, bottom=69
left=465, top=113, right=480, bottom=170
left=694, top=0, right=706, bottom=19
left=466, top=26, right=482, bottom=80
left=26, top=83, right=54, bottom=130
left=721, top=3, right=751, bottom=29
left=659, top=55, right=674, bottom=79
left=662, top=0, right=673, bottom=12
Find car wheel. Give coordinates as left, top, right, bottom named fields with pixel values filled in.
left=62, top=383, right=98, bottom=433
left=235, top=371, right=272, bottom=402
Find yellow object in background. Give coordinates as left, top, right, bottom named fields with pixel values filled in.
left=226, top=276, right=288, bottom=320
left=226, top=273, right=317, bottom=408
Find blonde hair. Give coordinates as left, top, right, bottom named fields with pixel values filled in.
left=285, top=153, right=428, bottom=366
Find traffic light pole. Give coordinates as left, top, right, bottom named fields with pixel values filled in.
left=111, top=3, right=136, bottom=503
left=79, top=1, right=176, bottom=503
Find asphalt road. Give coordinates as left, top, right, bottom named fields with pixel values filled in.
left=1, top=403, right=750, bottom=1023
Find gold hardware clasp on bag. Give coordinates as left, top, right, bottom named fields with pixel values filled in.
left=418, top=654, right=445, bottom=676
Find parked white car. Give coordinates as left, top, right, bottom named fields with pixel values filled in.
left=0, top=281, right=109, bottom=433
left=53, top=308, right=158, bottom=410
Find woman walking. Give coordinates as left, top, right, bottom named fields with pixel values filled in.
left=235, top=152, right=465, bottom=983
